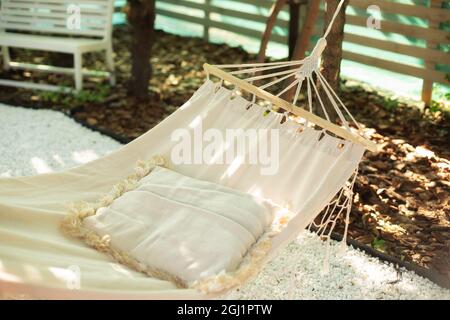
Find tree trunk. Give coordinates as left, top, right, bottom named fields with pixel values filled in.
left=291, top=0, right=320, bottom=62
left=288, top=1, right=301, bottom=59
left=126, top=0, right=156, bottom=101
left=283, top=0, right=320, bottom=102
left=317, top=0, right=349, bottom=123
left=257, top=0, right=287, bottom=64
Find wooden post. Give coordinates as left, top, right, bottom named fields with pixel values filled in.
left=421, top=0, right=442, bottom=105
left=204, top=0, right=211, bottom=42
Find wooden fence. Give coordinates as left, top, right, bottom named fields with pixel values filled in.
left=118, top=0, right=450, bottom=102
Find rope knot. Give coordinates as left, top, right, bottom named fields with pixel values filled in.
left=295, top=37, right=327, bottom=80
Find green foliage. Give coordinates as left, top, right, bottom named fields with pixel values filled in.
left=430, top=84, right=450, bottom=115
left=380, top=96, right=399, bottom=111
left=39, top=90, right=61, bottom=104
left=429, top=100, right=450, bottom=116
left=36, top=84, right=111, bottom=108
left=430, top=100, right=442, bottom=113
left=372, top=238, right=387, bottom=253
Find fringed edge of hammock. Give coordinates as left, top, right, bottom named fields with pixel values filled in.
left=194, top=168, right=359, bottom=292
left=60, top=155, right=188, bottom=288
left=308, top=168, right=359, bottom=272
left=59, top=155, right=294, bottom=294
left=195, top=169, right=360, bottom=291
left=192, top=206, right=294, bottom=293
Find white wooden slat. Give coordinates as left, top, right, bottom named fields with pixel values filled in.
left=0, top=0, right=115, bottom=92
left=0, top=0, right=113, bottom=37
left=2, top=1, right=108, bottom=14
left=0, top=79, right=74, bottom=92
left=0, top=22, right=107, bottom=36
left=9, top=61, right=111, bottom=77
left=1, top=8, right=107, bottom=19
left=1, top=3, right=107, bottom=15
left=4, top=0, right=110, bottom=7
left=1, top=15, right=107, bottom=28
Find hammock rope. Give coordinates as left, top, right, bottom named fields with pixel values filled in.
left=212, top=38, right=354, bottom=132
left=205, top=0, right=365, bottom=267
left=206, top=0, right=366, bottom=140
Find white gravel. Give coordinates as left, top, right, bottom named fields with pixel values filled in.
left=0, top=104, right=121, bottom=177
left=226, top=232, right=450, bottom=300
left=1, top=103, right=449, bottom=300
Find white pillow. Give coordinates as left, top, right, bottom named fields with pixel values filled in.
left=62, top=157, right=282, bottom=291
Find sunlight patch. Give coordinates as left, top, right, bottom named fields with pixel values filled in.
left=72, top=150, right=99, bottom=164
left=30, top=157, right=53, bottom=174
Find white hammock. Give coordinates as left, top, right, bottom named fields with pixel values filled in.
left=0, top=0, right=377, bottom=299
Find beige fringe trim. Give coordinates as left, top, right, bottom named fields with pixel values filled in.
left=60, top=155, right=292, bottom=294
left=60, top=155, right=187, bottom=288
left=192, top=208, right=293, bottom=293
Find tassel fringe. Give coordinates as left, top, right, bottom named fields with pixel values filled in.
left=308, top=168, right=359, bottom=272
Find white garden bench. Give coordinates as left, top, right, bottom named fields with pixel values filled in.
left=0, top=0, right=115, bottom=92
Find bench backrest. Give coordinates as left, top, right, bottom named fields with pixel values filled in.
left=0, top=0, right=114, bottom=39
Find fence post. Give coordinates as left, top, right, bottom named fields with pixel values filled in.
left=421, top=0, right=442, bottom=104
left=204, top=0, right=211, bottom=42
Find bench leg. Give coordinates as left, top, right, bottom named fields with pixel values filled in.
left=106, top=45, right=116, bottom=86
left=74, top=52, right=83, bottom=92
left=2, top=47, right=11, bottom=70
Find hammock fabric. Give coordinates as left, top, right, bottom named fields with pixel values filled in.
left=0, top=0, right=369, bottom=299
left=0, top=79, right=365, bottom=299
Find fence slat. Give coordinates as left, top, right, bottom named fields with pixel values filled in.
left=115, top=0, right=450, bottom=95
left=161, top=0, right=289, bottom=28
left=155, top=7, right=286, bottom=43
left=312, top=31, right=449, bottom=65
left=343, top=51, right=448, bottom=83
left=349, top=0, right=449, bottom=22
left=421, top=0, right=443, bottom=104
left=321, top=11, right=450, bottom=44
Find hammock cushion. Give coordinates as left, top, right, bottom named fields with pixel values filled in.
left=62, top=161, right=280, bottom=290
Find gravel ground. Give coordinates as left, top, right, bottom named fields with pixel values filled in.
left=226, top=232, right=450, bottom=300
left=0, top=104, right=121, bottom=177
left=0, top=103, right=449, bottom=300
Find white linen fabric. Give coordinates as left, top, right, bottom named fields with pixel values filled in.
left=83, top=166, right=275, bottom=287
left=0, top=80, right=365, bottom=299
